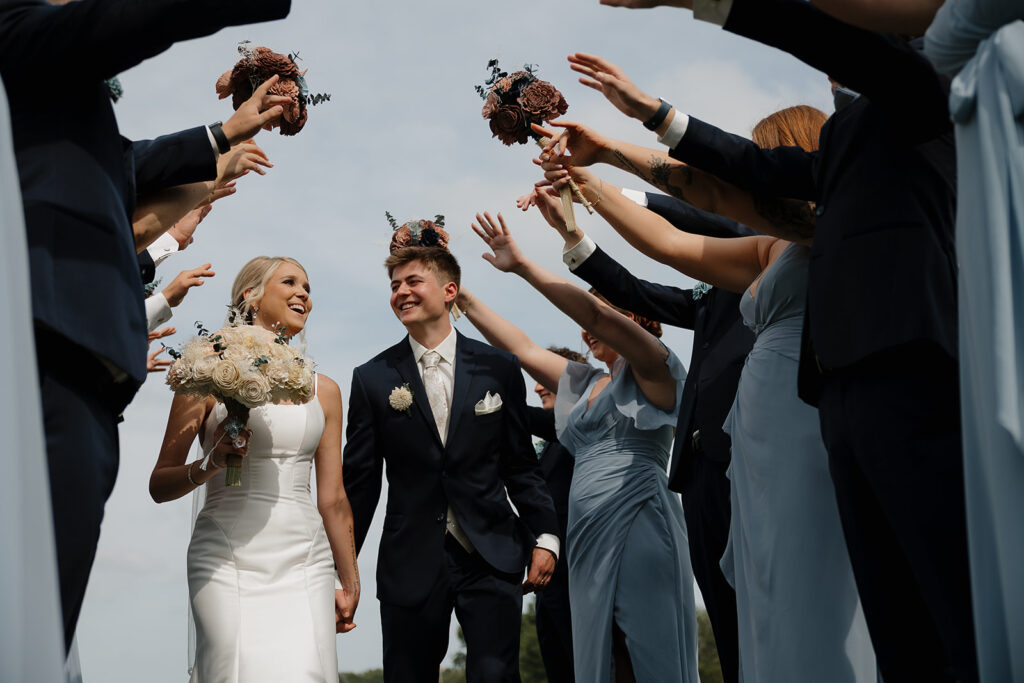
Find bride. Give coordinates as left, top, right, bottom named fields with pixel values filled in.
left=150, top=256, right=359, bottom=682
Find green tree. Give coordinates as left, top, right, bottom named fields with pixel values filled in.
left=697, top=608, right=724, bottom=683
left=338, top=669, right=383, bottom=683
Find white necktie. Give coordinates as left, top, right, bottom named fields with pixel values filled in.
left=421, top=351, right=449, bottom=441
left=421, top=350, right=473, bottom=552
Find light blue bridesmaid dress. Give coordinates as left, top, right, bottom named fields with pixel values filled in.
left=721, top=243, right=876, bottom=682
left=554, top=350, right=699, bottom=683
left=926, top=3, right=1024, bottom=680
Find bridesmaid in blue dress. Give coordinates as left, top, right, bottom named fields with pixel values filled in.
left=926, top=3, right=1024, bottom=680
left=459, top=211, right=699, bottom=683
left=544, top=106, right=876, bottom=683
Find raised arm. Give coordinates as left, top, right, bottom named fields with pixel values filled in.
left=471, top=212, right=676, bottom=411
left=456, top=288, right=569, bottom=394
left=810, top=0, right=943, bottom=33
left=925, top=0, right=1024, bottom=77
left=341, top=369, right=383, bottom=553
left=311, top=375, right=360, bottom=634
left=0, top=0, right=290, bottom=84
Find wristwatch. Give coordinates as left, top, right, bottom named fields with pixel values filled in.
left=208, top=121, right=231, bottom=154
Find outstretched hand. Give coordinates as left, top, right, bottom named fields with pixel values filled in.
left=221, top=75, right=291, bottom=144
left=162, top=264, right=215, bottom=308
left=216, top=140, right=272, bottom=186
left=568, top=53, right=661, bottom=122
left=533, top=120, right=609, bottom=168
left=471, top=212, right=528, bottom=274
left=167, top=205, right=211, bottom=251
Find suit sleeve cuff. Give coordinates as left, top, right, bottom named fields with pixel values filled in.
left=206, top=126, right=222, bottom=159
left=621, top=187, right=649, bottom=207
left=146, top=232, right=179, bottom=267
left=535, top=533, right=560, bottom=561
left=693, top=0, right=734, bottom=25
left=562, top=233, right=598, bottom=270
left=657, top=112, right=691, bottom=148
left=145, top=292, right=172, bottom=332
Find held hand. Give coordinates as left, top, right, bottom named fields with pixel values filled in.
left=541, top=163, right=602, bottom=207
left=531, top=184, right=585, bottom=248
left=335, top=588, right=359, bottom=634
left=216, top=140, right=272, bottom=186
left=522, top=547, right=557, bottom=594
left=167, top=206, right=211, bottom=251
left=148, top=325, right=176, bottom=344
left=533, top=120, right=610, bottom=168
left=147, top=346, right=173, bottom=373
left=471, top=212, right=528, bottom=274
left=221, top=75, right=291, bottom=144
left=162, top=264, right=215, bottom=308
left=567, top=53, right=661, bottom=122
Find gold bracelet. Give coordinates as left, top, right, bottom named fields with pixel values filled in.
left=186, top=460, right=200, bottom=487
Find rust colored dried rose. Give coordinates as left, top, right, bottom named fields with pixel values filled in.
left=489, top=105, right=529, bottom=146
left=215, top=46, right=309, bottom=136
left=481, top=91, right=500, bottom=119
left=518, top=80, right=568, bottom=121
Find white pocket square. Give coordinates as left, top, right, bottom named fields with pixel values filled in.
left=474, top=391, right=503, bottom=415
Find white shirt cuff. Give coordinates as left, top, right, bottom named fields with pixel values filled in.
left=146, top=231, right=179, bottom=267
left=657, top=112, right=691, bottom=148
left=145, top=292, right=172, bottom=332
left=693, top=0, right=734, bottom=25
left=535, top=533, right=560, bottom=561
left=621, top=187, right=649, bottom=207
left=206, top=125, right=222, bottom=159
left=562, top=233, right=598, bottom=270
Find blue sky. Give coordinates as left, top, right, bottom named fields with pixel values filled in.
left=75, top=1, right=832, bottom=678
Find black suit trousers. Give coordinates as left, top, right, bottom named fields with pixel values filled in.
left=380, top=534, right=524, bottom=683
left=819, top=343, right=978, bottom=683
left=35, top=330, right=135, bottom=651
left=679, top=453, right=739, bottom=683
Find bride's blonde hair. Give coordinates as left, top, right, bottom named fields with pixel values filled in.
left=228, top=256, right=307, bottom=325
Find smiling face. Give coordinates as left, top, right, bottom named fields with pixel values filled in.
left=534, top=382, right=555, bottom=410
left=251, top=262, right=312, bottom=334
left=581, top=328, right=619, bottom=367
left=389, top=259, right=457, bottom=328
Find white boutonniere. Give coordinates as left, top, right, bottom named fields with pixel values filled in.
left=692, top=282, right=712, bottom=300
left=389, top=383, right=414, bottom=416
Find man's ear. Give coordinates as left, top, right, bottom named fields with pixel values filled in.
left=444, top=282, right=459, bottom=305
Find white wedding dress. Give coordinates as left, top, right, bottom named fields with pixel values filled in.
left=189, top=384, right=339, bottom=682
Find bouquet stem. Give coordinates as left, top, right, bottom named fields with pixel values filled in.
left=536, top=137, right=594, bottom=233
left=222, top=398, right=251, bottom=487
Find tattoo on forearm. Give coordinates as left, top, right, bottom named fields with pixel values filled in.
left=612, top=149, right=647, bottom=182
left=649, top=155, right=693, bottom=203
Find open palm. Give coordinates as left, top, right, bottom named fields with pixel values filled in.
left=471, top=212, right=527, bottom=273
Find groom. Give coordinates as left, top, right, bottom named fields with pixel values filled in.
left=343, top=244, right=560, bottom=682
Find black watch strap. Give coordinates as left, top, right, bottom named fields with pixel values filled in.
left=643, top=99, right=672, bottom=132
left=208, top=121, right=231, bottom=154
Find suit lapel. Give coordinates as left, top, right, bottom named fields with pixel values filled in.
left=392, top=338, right=443, bottom=447
left=446, top=332, right=474, bottom=443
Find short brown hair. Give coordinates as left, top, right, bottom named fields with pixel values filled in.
left=385, top=247, right=462, bottom=307
left=588, top=288, right=663, bottom=338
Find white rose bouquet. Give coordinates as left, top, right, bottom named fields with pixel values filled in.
left=166, top=323, right=315, bottom=486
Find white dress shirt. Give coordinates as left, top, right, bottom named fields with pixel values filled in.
left=409, top=328, right=561, bottom=560
left=145, top=291, right=172, bottom=333
left=146, top=232, right=179, bottom=268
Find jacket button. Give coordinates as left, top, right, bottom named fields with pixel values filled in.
left=814, top=204, right=825, bottom=217
left=436, top=513, right=446, bottom=523
left=702, top=342, right=710, bottom=349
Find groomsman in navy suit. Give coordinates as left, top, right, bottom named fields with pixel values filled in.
left=344, top=245, right=560, bottom=682
left=0, top=0, right=291, bottom=648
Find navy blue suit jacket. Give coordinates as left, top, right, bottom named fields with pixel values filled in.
left=0, top=0, right=291, bottom=386
left=572, top=196, right=755, bottom=490
left=343, top=332, right=559, bottom=606
left=670, top=0, right=957, bottom=403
